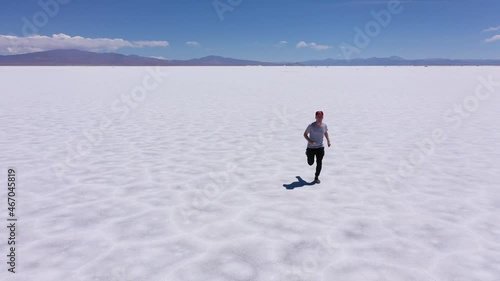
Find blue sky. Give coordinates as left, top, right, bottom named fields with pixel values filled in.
left=0, top=0, right=499, bottom=61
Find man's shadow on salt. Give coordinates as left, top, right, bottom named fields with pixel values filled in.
left=283, top=176, right=316, bottom=190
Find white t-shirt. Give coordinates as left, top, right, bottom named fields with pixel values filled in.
left=306, top=122, right=328, bottom=148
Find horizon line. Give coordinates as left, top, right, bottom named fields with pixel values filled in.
left=1, top=49, right=500, bottom=63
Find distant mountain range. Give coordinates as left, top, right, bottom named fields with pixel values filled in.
left=1, top=49, right=499, bottom=66
left=0, top=49, right=281, bottom=66
left=300, top=56, right=500, bottom=66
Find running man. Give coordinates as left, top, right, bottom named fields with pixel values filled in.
left=303, top=110, right=331, bottom=184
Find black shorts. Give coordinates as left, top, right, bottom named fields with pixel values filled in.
left=306, top=147, right=324, bottom=161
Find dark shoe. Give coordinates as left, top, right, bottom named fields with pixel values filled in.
left=314, top=177, right=321, bottom=184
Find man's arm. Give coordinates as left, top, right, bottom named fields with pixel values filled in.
left=304, top=129, right=315, bottom=145
left=325, top=132, right=331, bottom=147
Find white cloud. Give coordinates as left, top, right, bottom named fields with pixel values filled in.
left=296, top=41, right=332, bottom=51
left=273, top=41, right=288, bottom=47
left=485, top=35, right=500, bottom=43
left=186, top=41, right=201, bottom=47
left=149, top=56, right=168, bottom=60
left=0, top=33, right=169, bottom=55
left=483, top=26, right=500, bottom=32
left=296, top=41, right=309, bottom=48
